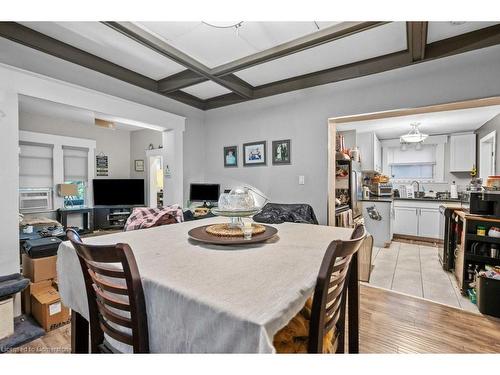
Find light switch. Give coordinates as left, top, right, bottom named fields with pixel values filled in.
left=299, top=175, right=305, bottom=185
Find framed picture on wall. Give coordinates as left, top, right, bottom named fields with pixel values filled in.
left=223, top=146, right=238, bottom=167
left=135, top=159, right=145, bottom=172
left=243, top=141, right=267, bottom=166
left=272, top=139, right=291, bottom=165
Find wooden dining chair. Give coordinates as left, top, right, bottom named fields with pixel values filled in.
left=308, top=224, right=366, bottom=353
left=66, top=229, right=149, bottom=353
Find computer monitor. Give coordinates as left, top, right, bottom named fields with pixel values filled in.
left=189, top=183, right=220, bottom=207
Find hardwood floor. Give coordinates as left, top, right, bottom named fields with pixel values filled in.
left=10, top=285, right=500, bottom=353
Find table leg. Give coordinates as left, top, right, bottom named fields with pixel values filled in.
left=71, top=311, right=89, bottom=353
left=348, top=252, right=359, bottom=354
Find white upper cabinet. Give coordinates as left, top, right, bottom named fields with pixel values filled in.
left=449, top=133, right=476, bottom=172
left=358, top=132, right=382, bottom=172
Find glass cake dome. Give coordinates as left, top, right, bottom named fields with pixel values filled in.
left=217, top=187, right=256, bottom=211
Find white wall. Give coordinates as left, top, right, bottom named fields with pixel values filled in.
left=205, top=46, right=500, bottom=224
left=0, top=38, right=205, bottom=204
left=476, top=114, right=500, bottom=177
left=20, top=111, right=131, bottom=180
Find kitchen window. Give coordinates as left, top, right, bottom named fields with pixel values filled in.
left=390, top=163, right=434, bottom=181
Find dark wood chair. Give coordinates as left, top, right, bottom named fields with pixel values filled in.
left=308, top=224, right=366, bottom=353
left=66, top=229, right=149, bottom=353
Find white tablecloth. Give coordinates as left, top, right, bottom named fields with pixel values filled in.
left=57, top=217, right=353, bottom=353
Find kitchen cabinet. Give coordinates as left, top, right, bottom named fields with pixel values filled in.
left=394, top=207, right=418, bottom=236
left=418, top=208, right=440, bottom=238
left=358, top=132, right=382, bottom=172
left=393, top=201, right=441, bottom=239
left=449, top=133, right=476, bottom=172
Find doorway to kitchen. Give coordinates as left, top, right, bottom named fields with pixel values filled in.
left=328, top=96, right=500, bottom=314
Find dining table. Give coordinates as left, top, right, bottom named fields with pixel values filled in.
left=57, top=216, right=358, bottom=353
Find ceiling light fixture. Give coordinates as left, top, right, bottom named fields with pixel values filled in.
left=400, top=123, right=428, bottom=144
left=202, top=21, right=243, bottom=29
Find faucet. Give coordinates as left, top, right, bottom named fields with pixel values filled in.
left=411, top=181, right=420, bottom=196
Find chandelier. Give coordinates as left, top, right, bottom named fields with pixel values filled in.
left=400, top=123, right=428, bottom=144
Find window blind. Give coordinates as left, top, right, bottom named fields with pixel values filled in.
left=19, top=142, right=53, bottom=189
left=63, top=146, right=88, bottom=182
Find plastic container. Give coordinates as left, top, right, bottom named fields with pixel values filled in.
left=477, top=275, right=500, bottom=318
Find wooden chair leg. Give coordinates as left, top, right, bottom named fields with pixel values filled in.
left=71, top=311, right=89, bottom=353
left=347, top=253, right=360, bottom=354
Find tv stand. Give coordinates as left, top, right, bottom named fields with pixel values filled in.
left=94, top=205, right=135, bottom=230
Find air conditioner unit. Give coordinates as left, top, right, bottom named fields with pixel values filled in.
left=19, top=188, right=53, bottom=212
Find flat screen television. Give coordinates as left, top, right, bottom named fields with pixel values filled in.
left=189, top=183, right=220, bottom=206
left=93, top=179, right=145, bottom=206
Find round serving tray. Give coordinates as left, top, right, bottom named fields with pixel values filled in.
left=188, top=224, right=278, bottom=245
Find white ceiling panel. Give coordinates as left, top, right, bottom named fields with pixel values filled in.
left=20, top=22, right=186, bottom=80
left=234, top=22, right=407, bottom=87
left=136, top=21, right=340, bottom=68
left=181, top=81, right=232, bottom=100
left=427, top=21, right=499, bottom=43
left=337, top=105, right=500, bottom=140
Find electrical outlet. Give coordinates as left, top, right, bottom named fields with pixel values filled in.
left=299, top=175, right=305, bottom=185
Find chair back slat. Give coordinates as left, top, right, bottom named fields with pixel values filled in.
left=99, top=317, right=133, bottom=345
left=89, top=270, right=129, bottom=295
left=96, top=300, right=133, bottom=328
left=93, top=285, right=131, bottom=311
left=66, top=229, right=149, bottom=353
left=87, top=262, right=126, bottom=278
left=308, top=224, right=366, bottom=353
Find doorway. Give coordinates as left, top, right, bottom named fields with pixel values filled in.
left=479, top=131, right=496, bottom=181
left=147, top=152, right=164, bottom=208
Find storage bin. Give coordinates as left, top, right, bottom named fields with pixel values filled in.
left=477, top=275, right=500, bottom=318
left=0, top=297, right=14, bottom=340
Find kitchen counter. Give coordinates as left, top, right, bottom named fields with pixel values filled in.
left=361, top=197, right=393, bottom=203
left=394, top=197, right=468, bottom=203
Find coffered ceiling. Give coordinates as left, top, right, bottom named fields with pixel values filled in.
left=1, top=21, right=499, bottom=110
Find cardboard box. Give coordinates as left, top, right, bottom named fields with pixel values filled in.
left=31, top=286, right=70, bottom=332
left=0, top=297, right=14, bottom=340
left=22, top=254, right=57, bottom=283
left=21, top=279, right=53, bottom=315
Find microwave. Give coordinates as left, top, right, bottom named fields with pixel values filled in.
left=370, top=183, right=393, bottom=197
left=470, top=191, right=500, bottom=217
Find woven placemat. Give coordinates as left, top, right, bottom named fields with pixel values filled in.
left=205, top=223, right=266, bottom=237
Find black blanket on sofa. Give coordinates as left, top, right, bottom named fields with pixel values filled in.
left=252, top=203, right=318, bottom=225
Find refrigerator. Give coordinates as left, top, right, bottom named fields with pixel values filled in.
left=335, top=159, right=362, bottom=219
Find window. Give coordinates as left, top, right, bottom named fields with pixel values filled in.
left=19, top=142, right=53, bottom=188
left=390, top=164, right=434, bottom=181
left=63, top=146, right=88, bottom=206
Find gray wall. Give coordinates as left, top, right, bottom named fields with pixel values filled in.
left=19, top=111, right=132, bottom=178
left=476, top=114, right=500, bottom=177
left=130, top=129, right=162, bottom=179
left=205, top=46, right=500, bottom=224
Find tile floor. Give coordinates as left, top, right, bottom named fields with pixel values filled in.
left=366, top=241, right=478, bottom=313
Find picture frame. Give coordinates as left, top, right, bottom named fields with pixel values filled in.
left=243, top=141, right=267, bottom=166
left=223, top=146, right=238, bottom=167
left=134, top=159, right=145, bottom=172
left=272, top=139, right=291, bottom=165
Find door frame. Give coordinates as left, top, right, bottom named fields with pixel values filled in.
left=327, top=96, right=500, bottom=226
left=479, top=130, right=496, bottom=181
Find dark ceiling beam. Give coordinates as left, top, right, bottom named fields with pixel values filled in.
left=212, top=21, right=389, bottom=76
left=164, top=90, right=207, bottom=110
left=157, top=70, right=207, bottom=93
left=407, top=21, right=428, bottom=61
left=206, top=24, right=500, bottom=110
left=424, top=23, right=500, bottom=60
left=205, top=51, right=410, bottom=110
left=157, top=21, right=388, bottom=93
left=0, top=22, right=207, bottom=110
left=0, top=22, right=157, bottom=91
left=102, top=21, right=254, bottom=99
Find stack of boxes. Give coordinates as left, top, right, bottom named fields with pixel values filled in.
left=21, top=239, right=70, bottom=332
